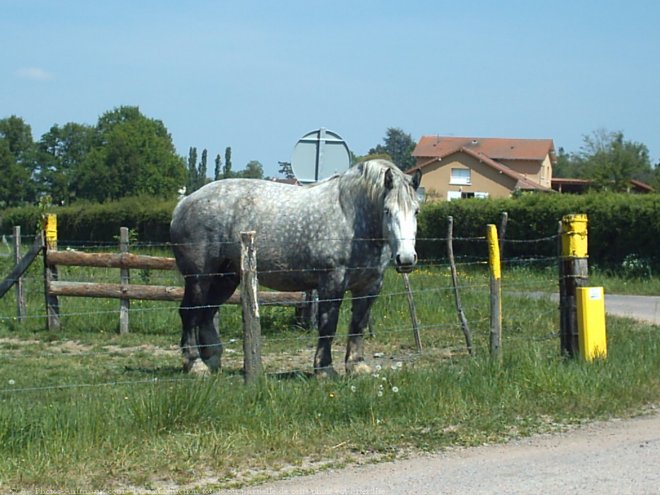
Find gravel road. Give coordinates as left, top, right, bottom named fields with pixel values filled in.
left=217, top=411, right=659, bottom=495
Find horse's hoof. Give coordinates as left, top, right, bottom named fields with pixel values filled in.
left=315, top=366, right=339, bottom=379
left=346, top=361, right=372, bottom=375
left=203, top=355, right=221, bottom=373
left=186, top=359, right=212, bottom=377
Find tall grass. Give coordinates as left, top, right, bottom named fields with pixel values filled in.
left=0, top=248, right=659, bottom=491
left=1, top=315, right=657, bottom=491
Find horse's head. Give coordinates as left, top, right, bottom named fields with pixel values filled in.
left=382, top=166, right=422, bottom=273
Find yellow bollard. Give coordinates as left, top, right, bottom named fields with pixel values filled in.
left=576, top=287, right=607, bottom=361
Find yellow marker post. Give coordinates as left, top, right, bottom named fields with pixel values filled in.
left=561, top=214, right=588, bottom=258
left=576, top=287, right=607, bottom=361
left=44, top=214, right=58, bottom=251
left=486, top=224, right=502, bottom=360
left=560, top=213, right=589, bottom=357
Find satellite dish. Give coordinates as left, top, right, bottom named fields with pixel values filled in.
left=291, top=128, right=351, bottom=183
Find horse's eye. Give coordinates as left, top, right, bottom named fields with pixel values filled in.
left=384, top=208, right=391, bottom=216
left=415, top=208, right=420, bottom=216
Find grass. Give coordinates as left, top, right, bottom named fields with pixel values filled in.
left=0, top=251, right=659, bottom=492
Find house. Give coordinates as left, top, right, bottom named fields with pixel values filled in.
left=410, top=136, right=556, bottom=201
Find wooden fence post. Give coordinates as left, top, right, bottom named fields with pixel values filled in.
left=559, top=214, right=589, bottom=357
left=487, top=224, right=502, bottom=361
left=401, top=273, right=422, bottom=353
left=43, top=214, right=60, bottom=331
left=447, top=216, right=473, bottom=355
left=240, top=231, right=263, bottom=383
left=13, top=226, right=26, bottom=322
left=119, top=227, right=130, bottom=334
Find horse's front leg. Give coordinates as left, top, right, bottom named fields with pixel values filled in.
left=313, top=295, right=343, bottom=377
left=345, top=283, right=382, bottom=375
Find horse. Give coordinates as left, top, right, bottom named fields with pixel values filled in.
left=170, top=159, right=422, bottom=376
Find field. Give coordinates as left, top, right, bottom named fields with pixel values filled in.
left=0, top=241, right=659, bottom=493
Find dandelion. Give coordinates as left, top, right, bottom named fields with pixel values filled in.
left=391, top=386, right=399, bottom=393
left=329, top=392, right=336, bottom=399
left=377, top=391, right=383, bottom=397
left=350, top=385, right=357, bottom=393
left=8, top=379, right=15, bottom=386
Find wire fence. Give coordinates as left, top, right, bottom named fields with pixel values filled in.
left=0, top=230, right=562, bottom=396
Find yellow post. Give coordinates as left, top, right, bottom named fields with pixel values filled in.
left=559, top=213, right=589, bottom=357
left=561, top=214, right=588, bottom=258
left=576, top=287, right=607, bottom=361
left=44, top=214, right=58, bottom=251
left=487, top=224, right=502, bottom=360
left=42, top=213, right=60, bottom=330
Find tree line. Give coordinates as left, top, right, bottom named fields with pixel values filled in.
left=0, top=106, right=266, bottom=208
left=1, top=105, right=657, bottom=210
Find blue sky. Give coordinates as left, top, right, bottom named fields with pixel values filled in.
left=2, top=0, right=659, bottom=178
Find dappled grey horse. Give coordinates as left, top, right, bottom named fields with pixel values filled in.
left=170, top=159, right=422, bottom=375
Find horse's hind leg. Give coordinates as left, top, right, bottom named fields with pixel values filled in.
left=179, top=276, right=207, bottom=373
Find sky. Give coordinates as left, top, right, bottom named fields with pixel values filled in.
left=2, top=0, right=659, bottom=179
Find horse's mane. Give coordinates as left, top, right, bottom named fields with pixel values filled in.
left=345, top=159, right=415, bottom=210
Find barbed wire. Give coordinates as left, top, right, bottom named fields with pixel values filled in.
left=1, top=231, right=560, bottom=395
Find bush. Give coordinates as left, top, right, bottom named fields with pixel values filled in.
left=418, top=193, right=660, bottom=271
left=2, top=192, right=659, bottom=270
left=0, top=196, right=177, bottom=245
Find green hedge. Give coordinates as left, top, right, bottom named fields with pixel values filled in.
left=0, top=196, right=177, bottom=245
left=2, top=193, right=659, bottom=270
left=417, top=193, right=660, bottom=270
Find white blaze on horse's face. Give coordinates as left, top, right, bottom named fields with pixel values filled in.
left=382, top=168, right=422, bottom=273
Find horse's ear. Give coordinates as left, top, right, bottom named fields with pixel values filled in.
left=410, top=169, right=422, bottom=190
left=384, top=168, right=394, bottom=190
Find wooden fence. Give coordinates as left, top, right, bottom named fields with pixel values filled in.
left=43, top=225, right=307, bottom=333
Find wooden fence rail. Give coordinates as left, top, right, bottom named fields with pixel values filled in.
left=43, top=225, right=307, bottom=332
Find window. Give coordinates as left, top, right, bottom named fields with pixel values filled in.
left=447, top=190, right=462, bottom=201
left=450, top=168, right=471, bottom=185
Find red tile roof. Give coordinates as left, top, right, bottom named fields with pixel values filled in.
left=413, top=136, right=556, bottom=162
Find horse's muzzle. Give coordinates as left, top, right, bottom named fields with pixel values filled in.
left=395, top=253, right=417, bottom=273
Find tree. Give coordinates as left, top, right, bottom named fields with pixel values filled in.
left=186, top=147, right=198, bottom=193
left=368, top=127, right=417, bottom=171
left=199, top=149, right=208, bottom=185
left=223, top=147, right=233, bottom=178
left=74, top=106, right=185, bottom=201
left=0, top=116, right=36, bottom=205
left=278, top=161, right=295, bottom=179
left=214, top=153, right=222, bottom=180
left=238, top=160, right=264, bottom=179
left=36, top=122, right=94, bottom=204
left=577, top=130, right=653, bottom=191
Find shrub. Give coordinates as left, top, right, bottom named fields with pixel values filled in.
left=418, top=193, right=660, bottom=271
